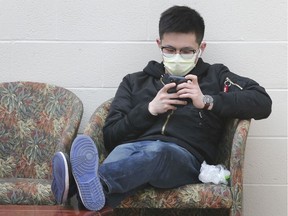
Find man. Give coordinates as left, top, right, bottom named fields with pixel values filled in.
left=51, top=5, right=272, bottom=211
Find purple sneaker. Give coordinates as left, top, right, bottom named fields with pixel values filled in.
left=70, top=135, right=105, bottom=211
left=51, top=152, right=77, bottom=204
left=51, top=152, right=70, bottom=204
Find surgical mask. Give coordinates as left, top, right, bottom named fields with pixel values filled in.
left=162, top=50, right=201, bottom=76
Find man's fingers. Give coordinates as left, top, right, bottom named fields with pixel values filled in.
left=162, top=82, right=177, bottom=92
left=185, top=74, right=198, bottom=84
left=169, top=99, right=188, bottom=106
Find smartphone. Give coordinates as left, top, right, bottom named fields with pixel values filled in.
left=162, top=74, right=187, bottom=93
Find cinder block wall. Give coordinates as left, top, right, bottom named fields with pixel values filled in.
left=0, top=1, right=287, bottom=215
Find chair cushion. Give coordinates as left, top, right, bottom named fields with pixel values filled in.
left=0, top=178, right=56, bottom=205
left=119, top=183, right=232, bottom=209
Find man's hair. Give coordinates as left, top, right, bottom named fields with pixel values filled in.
left=159, top=6, right=205, bottom=45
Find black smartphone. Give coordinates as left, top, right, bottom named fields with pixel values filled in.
left=162, top=74, right=187, bottom=93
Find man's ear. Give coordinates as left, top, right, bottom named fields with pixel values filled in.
left=156, top=39, right=161, bottom=48
left=196, top=41, right=206, bottom=58
left=200, top=41, right=207, bottom=53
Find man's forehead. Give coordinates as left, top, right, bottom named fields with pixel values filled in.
left=161, top=32, right=198, bottom=48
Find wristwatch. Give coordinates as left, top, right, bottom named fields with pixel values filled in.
left=202, top=95, right=213, bottom=110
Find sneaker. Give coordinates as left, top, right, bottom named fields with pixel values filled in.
left=51, top=152, right=70, bottom=204
left=70, top=135, right=105, bottom=211
left=51, top=152, right=77, bottom=204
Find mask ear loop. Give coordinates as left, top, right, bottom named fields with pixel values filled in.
left=197, top=49, right=202, bottom=58
left=192, top=49, right=202, bottom=64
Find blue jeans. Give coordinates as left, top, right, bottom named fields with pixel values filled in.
left=98, top=140, right=201, bottom=207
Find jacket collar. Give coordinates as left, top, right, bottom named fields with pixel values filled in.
left=189, top=58, right=210, bottom=77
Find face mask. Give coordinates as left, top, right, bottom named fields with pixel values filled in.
left=162, top=50, right=201, bottom=76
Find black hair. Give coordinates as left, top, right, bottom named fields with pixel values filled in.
left=159, top=6, right=205, bottom=45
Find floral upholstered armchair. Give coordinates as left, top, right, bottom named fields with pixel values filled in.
left=0, top=82, right=83, bottom=205
left=84, top=98, right=251, bottom=216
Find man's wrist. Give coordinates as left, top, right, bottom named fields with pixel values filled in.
left=148, top=103, right=158, bottom=116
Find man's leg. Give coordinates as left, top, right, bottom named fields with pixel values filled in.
left=147, top=141, right=201, bottom=188
left=68, top=137, right=201, bottom=210
left=99, top=140, right=201, bottom=206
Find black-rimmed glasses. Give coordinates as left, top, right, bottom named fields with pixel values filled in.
left=161, top=46, right=198, bottom=59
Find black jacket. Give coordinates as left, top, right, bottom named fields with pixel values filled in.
left=103, top=59, right=272, bottom=163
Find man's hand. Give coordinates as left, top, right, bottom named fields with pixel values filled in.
left=176, top=74, right=205, bottom=109
left=148, top=82, right=187, bottom=115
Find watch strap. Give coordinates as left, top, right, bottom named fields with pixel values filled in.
left=203, top=103, right=210, bottom=110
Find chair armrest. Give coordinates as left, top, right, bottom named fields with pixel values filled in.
left=229, top=119, right=250, bottom=186
left=229, top=119, right=251, bottom=215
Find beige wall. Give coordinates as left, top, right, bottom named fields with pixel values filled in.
left=0, top=0, right=287, bottom=215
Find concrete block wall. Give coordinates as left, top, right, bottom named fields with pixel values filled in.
left=0, top=0, right=287, bottom=215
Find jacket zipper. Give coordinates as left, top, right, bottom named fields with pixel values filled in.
left=161, top=110, right=174, bottom=135
left=224, top=77, right=243, bottom=91
left=160, top=76, right=174, bottom=135
left=160, top=76, right=165, bottom=86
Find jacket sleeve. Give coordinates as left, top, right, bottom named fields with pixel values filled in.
left=103, top=74, right=158, bottom=152
left=211, top=65, right=272, bottom=120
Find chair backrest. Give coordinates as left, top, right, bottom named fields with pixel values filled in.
left=0, top=82, right=83, bottom=179
left=84, top=97, right=250, bottom=171
left=84, top=98, right=113, bottom=163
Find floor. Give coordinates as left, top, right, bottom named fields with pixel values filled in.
left=0, top=205, right=232, bottom=216
left=0, top=205, right=114, bottom=216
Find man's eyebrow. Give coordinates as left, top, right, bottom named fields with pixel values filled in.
left=181, top=45, right=198, bottom=49
left=161, top=45, right=176, bottom=49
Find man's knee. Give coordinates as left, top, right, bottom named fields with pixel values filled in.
left=142, top=141, right=175, bottom=161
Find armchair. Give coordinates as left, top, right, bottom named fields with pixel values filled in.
left=84, top=98, right=250, bottom=216
left=0, top=81, right=83, bottom=205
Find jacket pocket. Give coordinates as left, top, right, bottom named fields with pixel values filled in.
left=198, top=109, right=223, bottom=130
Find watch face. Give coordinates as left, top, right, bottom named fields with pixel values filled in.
left=204, top=95, right=213, bottom=104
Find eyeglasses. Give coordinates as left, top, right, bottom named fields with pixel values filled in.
left=161, top=46, right=198, bottom=59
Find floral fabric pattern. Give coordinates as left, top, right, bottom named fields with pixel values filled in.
left=0, top=81, right=83, bottom=205
left=84, top=98, right=250, bottom=216
left=0, top=178, right=55, bottom=205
